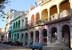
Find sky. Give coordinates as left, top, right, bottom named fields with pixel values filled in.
left=0, top=0, right=36, bottom=28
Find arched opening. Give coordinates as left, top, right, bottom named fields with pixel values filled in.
left=18, top=20, right=20, bottom=28
left=51, top=27, right=57, bottom=42
left=15, top=23, right=16, bottom=29
left=41, top=9, right=48, bottom=22
left=50, top=5, right=58, bottom=20
left=36, top=13, right=40, bottom=24
left=35, top=31, right=39, bottom=42
left=62, top=25, right=70, bottom=48
left=60, top=0, right=70, bottom=17
left=31, top=15, right=35, bottom=26
left=30, top=31, right=33, bottom=45
left=16, top=22, right=17, bottom=28
left=25, top=33, right=28, bottom=45
left=42, top=29, right=47, bottom=45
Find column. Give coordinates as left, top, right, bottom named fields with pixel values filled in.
left=57, top=4, right=60, bottom=18
left=39, top=29, right=43, bottom=45
left=47, top=28, right=51, bottom=45
left=33, top=30, right=35, bottom=45
left=70, top=24, right=72, bottom=48
left=56, top=25, right=62, bottom=44
left=19, top=32, right=21, bottom=42
left=23, top=33, right=25, bottom=46
left=28, top=32, right=30, bottom=46
left=20, top=20, right=22, bottom=29
left=48, top=9, right=50, bottom=21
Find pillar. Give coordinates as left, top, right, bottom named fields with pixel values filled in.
left=70, top=23, right=72, bottom=48
left=56, top=25, right=62, bottom=44
left=19, top=32, right=21, bottom=42
left=33, top=30, right=36, bottom=45
left=48, top=9, right=50, bottom=21
left=26, top=32, right=30, bottom=46
left=57, top=4, right=60, bottom=18
left=39, top=29, right=43, bottom=45
left=47, top=27, right=51, bottom=45
left=23, top=33, right=25, bottom=46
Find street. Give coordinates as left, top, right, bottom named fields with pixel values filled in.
left=0, top=43, right=32, bottom=50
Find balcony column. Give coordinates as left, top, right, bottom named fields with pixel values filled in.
left=57, top=4, right=60, bottom=18
left=69, top=0, right=72, bottom=9
left=48, top=9, right=50, bottom=21
left=20, top=20, right=22, bottom=29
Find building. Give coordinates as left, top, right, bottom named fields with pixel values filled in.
left=6, top=0, right=72, bottom=50
left=0, top=28, right=6, bottom=42
left=24, top=0, right=72, bottom=49
left=4, top=9, right=14, bottom=42
left=9, top=10, right=28, bottom=46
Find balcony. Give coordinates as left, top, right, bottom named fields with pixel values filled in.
left=50, top=13, right=58, bottom=21
left=60, top=10, right=71, bottom=18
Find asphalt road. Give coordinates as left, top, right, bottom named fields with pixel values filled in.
left=0, top=43, right=32, bottom=50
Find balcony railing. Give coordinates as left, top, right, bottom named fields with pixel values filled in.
left=50, top=13, right=58, bottom=21
left=60, top=10, right=71, bottom=18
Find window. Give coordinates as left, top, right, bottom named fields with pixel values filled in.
left=18, top=20, right=20, bottom=27
left=21, top=34, right=24, bottom=39
left=22, top=19, right=24, bottom=28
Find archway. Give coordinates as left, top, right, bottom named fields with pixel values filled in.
left=59, top=0, right=70, bottom=17
left=62, top=25, right=70, bottom=48
left=42, top=29, right=47, bottom=45
left=41, top=9, right=48, bottom=22
left=51, top=27, right=57, bottom=42
left=50, top=5, right=57, bottom=20
left=60, top=0, right=70, bottom=12
left=35, top=31, right=39, bottom=42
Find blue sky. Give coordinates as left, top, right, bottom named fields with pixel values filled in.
left=0, top=0, right=36, bottom=28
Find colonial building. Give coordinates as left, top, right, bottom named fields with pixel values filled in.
left=9, top=10, right=28, bottom=45
left=4, top=9, right=13, bottom=42
left=24, top=0, right=72, bottom=50
left=6, top=0, right=72, bottom=50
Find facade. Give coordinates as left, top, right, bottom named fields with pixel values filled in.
left=24, top=0, right=72, bottom=49
left=4, top=9, right=13, bottom=42
left=7, top=0, right=72, bottom=50
left=9, top=10, right=28, bottom=45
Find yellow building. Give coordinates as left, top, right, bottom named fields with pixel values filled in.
left=25, top=0, right=72, bottom=49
